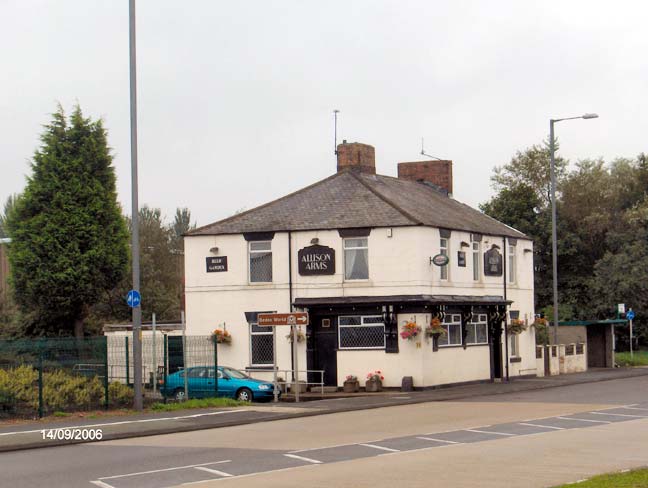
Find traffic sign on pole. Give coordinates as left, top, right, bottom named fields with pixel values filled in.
left=126, top=290, right=141, bottom=308
left=626, top=309, right=635, bottom=321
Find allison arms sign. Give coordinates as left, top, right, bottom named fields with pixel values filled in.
left=298, top=245, right=335, bottom=275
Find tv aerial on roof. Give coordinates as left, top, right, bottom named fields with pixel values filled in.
left=420, top=138, right=444, bottom=161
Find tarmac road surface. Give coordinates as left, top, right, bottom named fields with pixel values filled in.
left=2, top=375, right=648, bottom=488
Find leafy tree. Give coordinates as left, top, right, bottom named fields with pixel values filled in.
left=6, top=106, right=129, bottom=337
left=171, top=207, right=195, bottom=253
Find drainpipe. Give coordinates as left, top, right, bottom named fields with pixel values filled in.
left=288, top=231, right=295, bottom=380
left=502, top=236, right=510, bottom=381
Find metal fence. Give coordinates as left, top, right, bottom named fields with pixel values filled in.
left=0, top=335, right=221, bottom=418
left=0, top=337, right=109, bottom=418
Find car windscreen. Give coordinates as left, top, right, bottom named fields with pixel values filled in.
left=223, top=367, right=249, bottom=379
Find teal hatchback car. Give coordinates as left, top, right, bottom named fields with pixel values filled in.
left=160, top=366, right=276, bottom=402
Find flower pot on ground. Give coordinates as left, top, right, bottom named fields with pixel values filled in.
left=365, top=370, right=384, bottom=392
left=343, top=375, right=359, bottom=393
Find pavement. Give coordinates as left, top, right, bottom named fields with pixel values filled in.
left=1, top=366, right=647, bottom=453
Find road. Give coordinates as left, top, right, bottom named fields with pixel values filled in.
left=3, top=375, right=648, bottom=488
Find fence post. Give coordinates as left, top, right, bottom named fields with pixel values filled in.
left=103, top=336, right=109, bottom=409
left=125, top=336, right=130, bottom=386
left=213, top=338, right=218, bottom=397
left=163, top=334, right=168, bottom=404
left=38, top=341, right=44, bottom=419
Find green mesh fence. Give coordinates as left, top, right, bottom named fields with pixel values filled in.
left=0, top=335, right=219, bottom=419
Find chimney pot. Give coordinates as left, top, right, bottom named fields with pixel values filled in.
left=398, top=160, right=453, bottom=195
left=336, top=142, right=375, bottom=174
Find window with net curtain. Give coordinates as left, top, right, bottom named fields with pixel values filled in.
left=249, top=241, right=272, bottom=282
left=344, top=238, right=368, bottom=280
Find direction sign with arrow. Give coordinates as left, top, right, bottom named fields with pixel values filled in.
left=257, top=313, right=309, bottom=327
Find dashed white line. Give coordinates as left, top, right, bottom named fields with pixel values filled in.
left=284, top=453, right=323, bottom=464
left=416, top=436, right=460, bottom=444
left=97, top=460, right=232, bottom=480
left=590, top=411, right=648, bottom=418
left=465, top=429, right=516, bottom=436
left=194, top=467, right=233, bottom=477
left=518, top=422, right=564, bottom=430
left=359, top=443, right=401, bottom=452
left=556, top=416, right=611, bottom=424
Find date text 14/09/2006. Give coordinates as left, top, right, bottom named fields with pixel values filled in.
left=42, top=428, right=103, bottom=441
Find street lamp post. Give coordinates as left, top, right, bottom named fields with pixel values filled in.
left=550, top=113, right=598, bottom=344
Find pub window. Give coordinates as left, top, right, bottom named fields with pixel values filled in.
left=509, top=333, right=519, bottom=357
left=249, top=241, right=272, bottom=283
left=344, top=238, right=369, bottom=280
left=440, top=238, right=449, bottom=281
left=438, top=313, right=461, bottom=346
left=472, top=241, right=480, bottom=281
left=250, top=320, right=274, bottom=366
left=466, top=313, right=488, bottom=344
left=508, top=244, right=516, bottom=283
left=338, top=315, right=385, bottom=349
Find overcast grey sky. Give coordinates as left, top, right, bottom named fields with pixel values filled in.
left=2, top=1, right=646, bottom=227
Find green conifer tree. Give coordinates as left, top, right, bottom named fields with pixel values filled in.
left=7, top=105, right=128, bottom=337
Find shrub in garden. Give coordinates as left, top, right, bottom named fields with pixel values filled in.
left=0, top=366, right=38, bottom=411
left=42, top=370, right=103, bottom=411
left=109, top=381, right=134, bottom=407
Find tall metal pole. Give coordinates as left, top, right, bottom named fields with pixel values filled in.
left=129, top=0, right=143, bottom=410
left=550, top=119, right=559, bottom=346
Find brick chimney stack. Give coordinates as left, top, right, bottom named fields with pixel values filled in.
left=397, top=160, right=453, bottom=195
left=336, top=141, right=376, bottom=174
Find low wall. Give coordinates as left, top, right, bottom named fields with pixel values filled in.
left=536, top=343, right=587, bottom=377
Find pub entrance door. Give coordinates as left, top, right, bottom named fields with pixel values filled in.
left=307, top=315, right=338, bottom=386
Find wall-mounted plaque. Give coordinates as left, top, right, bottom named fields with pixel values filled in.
left=484, top=248, right=502, bottom=276
left=457, top=251, right=466, bottom=267
left=298, top=245, right=335, bottom=275
left=206, top=256, right=228, bottom=273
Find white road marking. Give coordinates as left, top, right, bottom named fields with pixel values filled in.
left=181, top=463, right=319, bottom=486
left=284, top=453, right=323, bottom=464
left=90, top=481, right=116, bottom=488
left=0, top=410, right=249, bottom=437
left=98, top=460, right=231, bottom=480
left=416, top=436, right=460, bottom=444
left=590, top=411, right=648, bottom=418
left=465, top=429, right=515, bottom=436
left=519, top=422, right=564, bottom=430
left=194, top=467, right=233, bottom=477
left=556, top=416, right=611, bottom=424
left=622, top=406, right=648, bottom=411
left=359, top=443, right=400, bottom=452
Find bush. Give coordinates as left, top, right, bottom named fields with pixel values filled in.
left=109, top=381, right=134, bottom=407
left=0, top=365, right=38, bottom=412
left=42, top=369, right=103, bottom=411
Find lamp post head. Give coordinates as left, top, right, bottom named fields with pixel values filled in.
left=582, top=113, right=599, bottom=119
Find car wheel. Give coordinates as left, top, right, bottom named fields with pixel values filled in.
left=236, top=387, right=253, bottom=402
left=174, top=388, right=186, bottom=401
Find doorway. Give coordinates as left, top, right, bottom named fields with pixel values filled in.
left=307, top=315, right=338, bottom=386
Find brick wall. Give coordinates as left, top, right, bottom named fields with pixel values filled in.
left=397, top=160, right=453, bottom=194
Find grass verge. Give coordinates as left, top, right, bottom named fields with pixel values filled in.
left=555, top=468, right=648, bottom=487
left=616, top=351, right=648, bottom=367
left=150, top=397, right=247, bottom=411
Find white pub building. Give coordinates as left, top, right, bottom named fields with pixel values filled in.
left=184, top=142, right=536, bottom=389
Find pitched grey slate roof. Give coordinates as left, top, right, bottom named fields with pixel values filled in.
left=188, top=170, right=526, bottom=239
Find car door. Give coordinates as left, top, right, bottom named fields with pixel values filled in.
left=186, top=367, right=207, bottom=398
left=217, top=368, right=235, bottom=398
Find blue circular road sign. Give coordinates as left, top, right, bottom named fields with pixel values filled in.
left=626, top=310, right=635, bottom=320
left=126, top=290, right=141, bottom=308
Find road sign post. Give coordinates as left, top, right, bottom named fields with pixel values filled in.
left=258, top=313, right=309, bottom=403
left=626, top=309, right=636, bottom=358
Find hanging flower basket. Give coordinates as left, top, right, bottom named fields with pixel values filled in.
left=424, top=317, right=446, bottom=337
left=400, top=320, right=422, bottom=341
left=508, top=319, right=527, bottom=335
left=211, top=328, right=232, bottom=344
left=286, top=328, right=306, bottom=343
